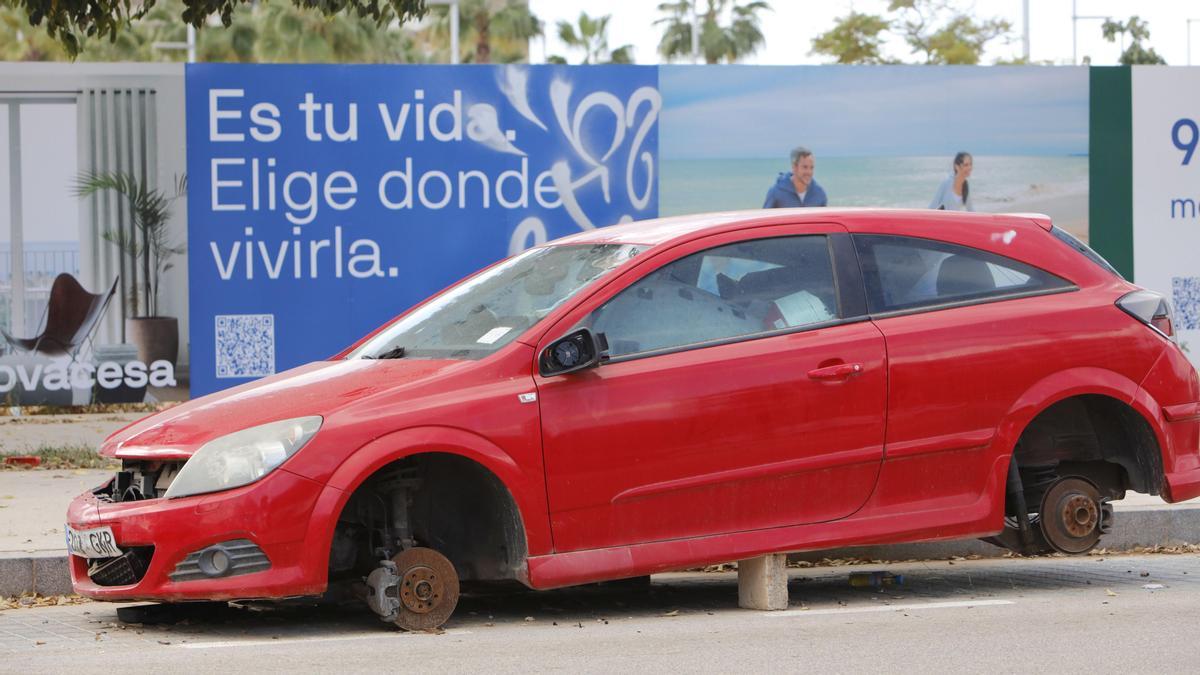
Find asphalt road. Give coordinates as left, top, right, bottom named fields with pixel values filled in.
left=3, top=553, right=1198, bottom=673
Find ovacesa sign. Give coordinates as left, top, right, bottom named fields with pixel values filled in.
left=186, top=64, right=660, bottom=396
left=0, top=360, right=176, bottom=394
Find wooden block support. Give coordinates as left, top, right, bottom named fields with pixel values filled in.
left=737, top=554, right=789, bottom=610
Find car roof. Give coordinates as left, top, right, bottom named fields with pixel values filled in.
left=549, top=208, right=1054, bottom=248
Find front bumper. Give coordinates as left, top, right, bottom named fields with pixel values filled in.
left=67, top=468, right=328, bottom=601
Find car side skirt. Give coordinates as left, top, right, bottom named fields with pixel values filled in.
left=526, top=455, right=1007, bottom=590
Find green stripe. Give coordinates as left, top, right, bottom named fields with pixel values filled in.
left=1089, top=66, right=1133, bottom=279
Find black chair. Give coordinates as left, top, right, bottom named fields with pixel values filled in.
left=1, top=274, right=119, bottom=361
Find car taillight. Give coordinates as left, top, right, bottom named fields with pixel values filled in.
left=1117, top=290, right=1177, bottom=342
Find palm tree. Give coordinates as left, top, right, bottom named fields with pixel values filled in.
left=425, top=0, right=541, bottom=64
left=74, top=172, right=187, bottom=318
left=254, top=0, right=414, bottom=63
left=551, top=12, right=633, bottom=64
left=656, top=0, right=770, bottom=64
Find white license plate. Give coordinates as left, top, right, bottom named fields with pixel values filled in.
left=66, top=525, right=124, bottom=559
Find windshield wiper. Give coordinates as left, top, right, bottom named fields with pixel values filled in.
left=366, top=346, right=406, bottom=360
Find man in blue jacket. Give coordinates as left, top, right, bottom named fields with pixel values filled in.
left=763, top=146, right=827, bottom=208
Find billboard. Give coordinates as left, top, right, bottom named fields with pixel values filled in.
left=1131, top=67, right=1200, bottom=367
left=186, top=64, right=660, bottom=396
left=659, top=66, right=1089, bottom=238
left=184, top=64, right=1090, bottom=398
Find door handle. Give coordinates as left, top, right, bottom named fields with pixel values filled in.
left=807, top=362, right=864, bottom=381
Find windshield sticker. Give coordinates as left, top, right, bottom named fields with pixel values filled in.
left=477, top=327, right=513, bottom=344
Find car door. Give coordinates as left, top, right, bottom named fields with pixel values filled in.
left=851, top=232, right=1080, bottom=513
left=533, top=226, right=888, bottom=553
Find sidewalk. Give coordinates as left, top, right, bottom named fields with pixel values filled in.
left=1, top=412, right=1198, bottom=596
left=0, top=412, right=145, bottom=454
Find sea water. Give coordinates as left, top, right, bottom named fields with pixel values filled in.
left=660, top=155, right=1088, bottom=216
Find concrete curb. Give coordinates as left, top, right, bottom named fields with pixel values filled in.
left=0, top=552, right=72, bottom=597
left=791, top=505, right=1200, bottom=562
left=2, top=506, right=1197, bottom=598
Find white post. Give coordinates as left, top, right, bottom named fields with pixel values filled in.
left=1072, top=0, right=1077, bottom=65
left=427, top=0, right=460, bottom=64
left=1022, top=0, right=1030, bottom=61
left=187, top=25, right=196, bottom=63
left=691, top=0, right=700, bottom=63
left=450, top=0, right=460, bottom=65
left=1188, top=20, right=1200, bottom=66
left=7, top=103, right=25, bottom=335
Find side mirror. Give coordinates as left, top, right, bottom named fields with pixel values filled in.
left=539, top=328, right=609, bottom=377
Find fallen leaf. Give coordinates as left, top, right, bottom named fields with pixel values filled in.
left=661, top=610, right=680, bottom=617
left=1105, top=589, right=1118, bottom=597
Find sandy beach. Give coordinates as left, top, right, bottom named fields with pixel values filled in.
left=981, top=190, right=1089, bottom=241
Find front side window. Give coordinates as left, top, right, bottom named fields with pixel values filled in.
left=589, top=236, right=838, bottom=358
left=351, top=244, right=644, bottom=360
left=855, top=234, right=1071, bottom=314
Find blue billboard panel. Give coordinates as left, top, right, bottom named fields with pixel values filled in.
left=186, top=64, right=660, bottom=396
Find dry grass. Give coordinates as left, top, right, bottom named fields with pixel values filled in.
left=0, top=402, right=178, bottom=417
left=0, top=445, right=118, bottom=471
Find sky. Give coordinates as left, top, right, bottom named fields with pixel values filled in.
left=529, top=0, right=1197, bottom=66
left=659, top=66, right=1088, bottom=158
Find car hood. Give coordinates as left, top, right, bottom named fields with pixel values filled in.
left=101, top=358, right=467, bottom=460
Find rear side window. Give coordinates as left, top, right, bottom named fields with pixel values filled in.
left=854, top=235, right=1073, bottom=314
left=1050, top=226, right=1124, bottom=279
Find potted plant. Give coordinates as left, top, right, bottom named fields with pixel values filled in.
left=75, top=172, right=187, bottom=368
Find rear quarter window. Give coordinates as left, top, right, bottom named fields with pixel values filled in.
left=854, top=234, right=1074, bottom=314
left=1050, top=227, right=1124, bottom=280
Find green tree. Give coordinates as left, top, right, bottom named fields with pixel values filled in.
left=656, top=0, right=770, bottom=64
left=0, top=4, right=68, bottom=60
left=424, top=0, right=540, bottom=64
left=1, top=0, right=417, bottom=63
left=888, top=0, right=1011, bottom=65
left=1101, top=16, right=1166, bottom=65
left=253, top=0, right=414, bottom=63
left=7, top=0, right=426, bottom=57
left=810, top=10, right=891, bottom=64
left=549, top=11, right=632, bottom=65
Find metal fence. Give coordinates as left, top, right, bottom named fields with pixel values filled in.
left=0, top=241, right=82, bottom=337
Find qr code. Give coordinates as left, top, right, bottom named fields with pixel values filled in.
left=215, top=314, right=276, bottom=378
left=1173, top=277, right=1200, bottom=331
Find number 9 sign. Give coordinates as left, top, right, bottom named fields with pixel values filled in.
left=1172, top=118, right=1198, bottom=165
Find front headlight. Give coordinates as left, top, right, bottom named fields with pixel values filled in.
left=165, top=416, right=322, bottom=499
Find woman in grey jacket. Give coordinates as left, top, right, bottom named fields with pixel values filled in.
left=929, top=152, right=974, bottom=211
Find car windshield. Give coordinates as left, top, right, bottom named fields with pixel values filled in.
left=349, top=243, right=646, bottom=360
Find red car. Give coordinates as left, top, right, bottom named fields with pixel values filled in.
left=67, top=209, right=1200, bottom=629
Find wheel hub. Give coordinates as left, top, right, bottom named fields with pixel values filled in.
left=373, top=547, right=460, bottom=631
left=1039, top=477, right=1105, bottom=554
left=399, top=565, right=443, bottom=614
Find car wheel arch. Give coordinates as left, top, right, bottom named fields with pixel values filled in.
left=304, top=426, right=541, bottom=590
left=995, top=367, right=1168, bottom=500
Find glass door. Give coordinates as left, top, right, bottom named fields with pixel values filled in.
left=1, top=97, right=79, bottom=347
